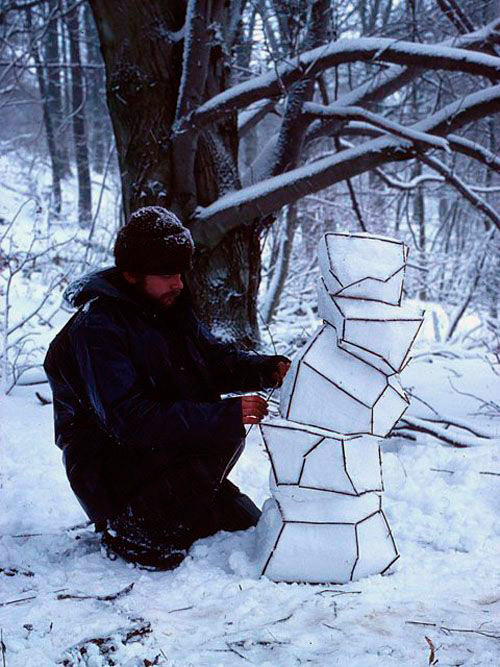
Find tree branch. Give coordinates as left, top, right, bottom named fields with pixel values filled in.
left=191, top=85, right=500, bottom=248
left=179, top=36, right=500, bottom=131
left=419, top=154, right=500, bottom=230
left=437, top=0, right=475, bottom=36
left=338, top=123, right=500, bottom=174
left=238, top=100, right=277, bottom=138
left=303, top=102, right=450, bottom=151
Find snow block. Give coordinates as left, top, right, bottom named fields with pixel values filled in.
left=279, top=324, right=409, bottom=436
left=272, top=484, right=382, bottom=523
left=318, top=232, right=408, bottom=305
left=317, top=278, right=424, bottom=374
left=260, top=420, right=383, bottom=494
left=258, top=500, right=399, bottom=584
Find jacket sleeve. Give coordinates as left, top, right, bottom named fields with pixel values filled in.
left=72, top=309, right=245, bottom=452
left=192, top=316, right=289, bottom=394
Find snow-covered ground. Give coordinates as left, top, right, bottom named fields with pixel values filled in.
left=1, top=150, right=499, bottom=665
left=1, top=351, right=499, bottom=666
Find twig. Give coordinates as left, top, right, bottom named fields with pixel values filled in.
left=56, top=582, right=134, bottom=602
left=406, top=621, right=500, bottom=639
left=35, top=391, right=51, bottom=405
left=167, top=605, right=194, bottom=614
left=315, top=589, right=362, bottom=597
left=1, top=628, right=6, bottom=667
left=0, top=595, right=37, bottom=607
left=425, top=635, right=438, bottom=665
left=226, top=641, right=251, bottom=662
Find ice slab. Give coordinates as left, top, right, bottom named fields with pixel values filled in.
left=351, top=510, right=399, bottom=580
left=317, top=278, right=424, bottom=373
left=258, top=504, right=399, bottom=583
left=272, top=484, right=382, bottom=523
left=280, top=325, right=409, bottom=436
left=300, top=434, right=383, bottom=494
left=318, top=232, right=408, bottom=305
left=261, top=421, right=383, bottom=494
left=263, top=520, right=357, bottom=583
left=260, top=422, right=325, bottom=485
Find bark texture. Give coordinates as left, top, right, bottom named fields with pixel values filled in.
left=88, top=0, right=260, bottom=345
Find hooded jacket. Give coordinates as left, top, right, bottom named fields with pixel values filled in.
left=44, top=268, right=282, bottom=522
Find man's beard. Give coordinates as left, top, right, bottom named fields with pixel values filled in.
left=135, top=281, right=182, bottom=310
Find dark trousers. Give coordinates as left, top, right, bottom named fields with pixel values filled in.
left=101, top=440, right=261, bottom=570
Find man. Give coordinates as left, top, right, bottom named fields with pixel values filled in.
left=44, top=206, right=290, bottom=570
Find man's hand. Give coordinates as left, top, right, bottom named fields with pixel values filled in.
left=271, top=358, right=291, bottom=387
left=241, top=395, right=269, bottom=424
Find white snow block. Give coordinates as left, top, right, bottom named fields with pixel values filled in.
left=317, top=277, right=424, bottom=374
left=279, top=324, right=409, bottom=436
left=272, top=484, right=382, bottom=523
left=260, top=420, right=383, bottom=494
left=351, top=511, right=399, bottom=580
left=318, top=232, right=408, bottom=305
left=257, top=501, right=398, bottom=584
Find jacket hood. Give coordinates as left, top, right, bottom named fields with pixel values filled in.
left=63, top=267, right=136, bottom=308
left=63, top=267, right=194, bottom=314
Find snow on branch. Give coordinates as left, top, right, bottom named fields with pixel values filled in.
left=339, top=123, right=500, bottom=174
left=179, top=37, right=500, bottom=131
left=302, top=103, right=450, bottom=151
left=395, top=415, right=497, bottom=448
left=373, top=166, right=500, bottom=194
left=191, top=85, right=500, bottom=248
left=447, top=135, right=500, bottom=174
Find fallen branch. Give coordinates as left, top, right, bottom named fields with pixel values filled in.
left=396, top=415, right=495, bottom=448
left=0, top=595, right=37, bottom=607
left=406, top=620, right=500, bottom=640
left=57, top=582, right=134, bottom=602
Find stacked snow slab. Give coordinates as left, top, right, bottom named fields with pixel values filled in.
left=318, top=232, right=408, bottom=305
left=255, top=498, right=398, bottom=584
left=279, top=324, right=409, bottom=436
left=257, top=232, right=423, bottom=584
left=317, top=277, right=424, bottom=373
left=261, top=420, right=383, bottom=495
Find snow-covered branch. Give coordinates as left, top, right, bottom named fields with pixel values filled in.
left=302, top=103, right=450, bottom=151
left=191, top=85, right=500, bottom=248
left=338, top=123, right=500, bottom=175
left=395, top=415, right=496, bottom=448
left=179, top=36, right=500, bottom=131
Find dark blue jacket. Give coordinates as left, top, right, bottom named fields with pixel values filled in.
left=44, top=268, right=282, bottom=522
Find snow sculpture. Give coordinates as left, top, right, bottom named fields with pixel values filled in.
left=256, top=232, right=424, bottom=584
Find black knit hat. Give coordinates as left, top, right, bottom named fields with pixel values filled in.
left=114, top=206, right=194, bottom=275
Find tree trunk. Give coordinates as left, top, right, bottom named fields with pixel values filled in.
left=26, top=8, right=62, bottom=216
left=44, top=0, right=71, bottom=177
left=88, top=0, right=260, bottom=345
left=84, top=4, right=109, bottom=174
left=66, top=3, right=92, bottom=228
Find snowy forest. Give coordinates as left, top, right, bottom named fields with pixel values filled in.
left=0, top=0, right=499, bottom=665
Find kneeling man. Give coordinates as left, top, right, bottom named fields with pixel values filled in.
left=44, top=206, right=289, bottom=569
